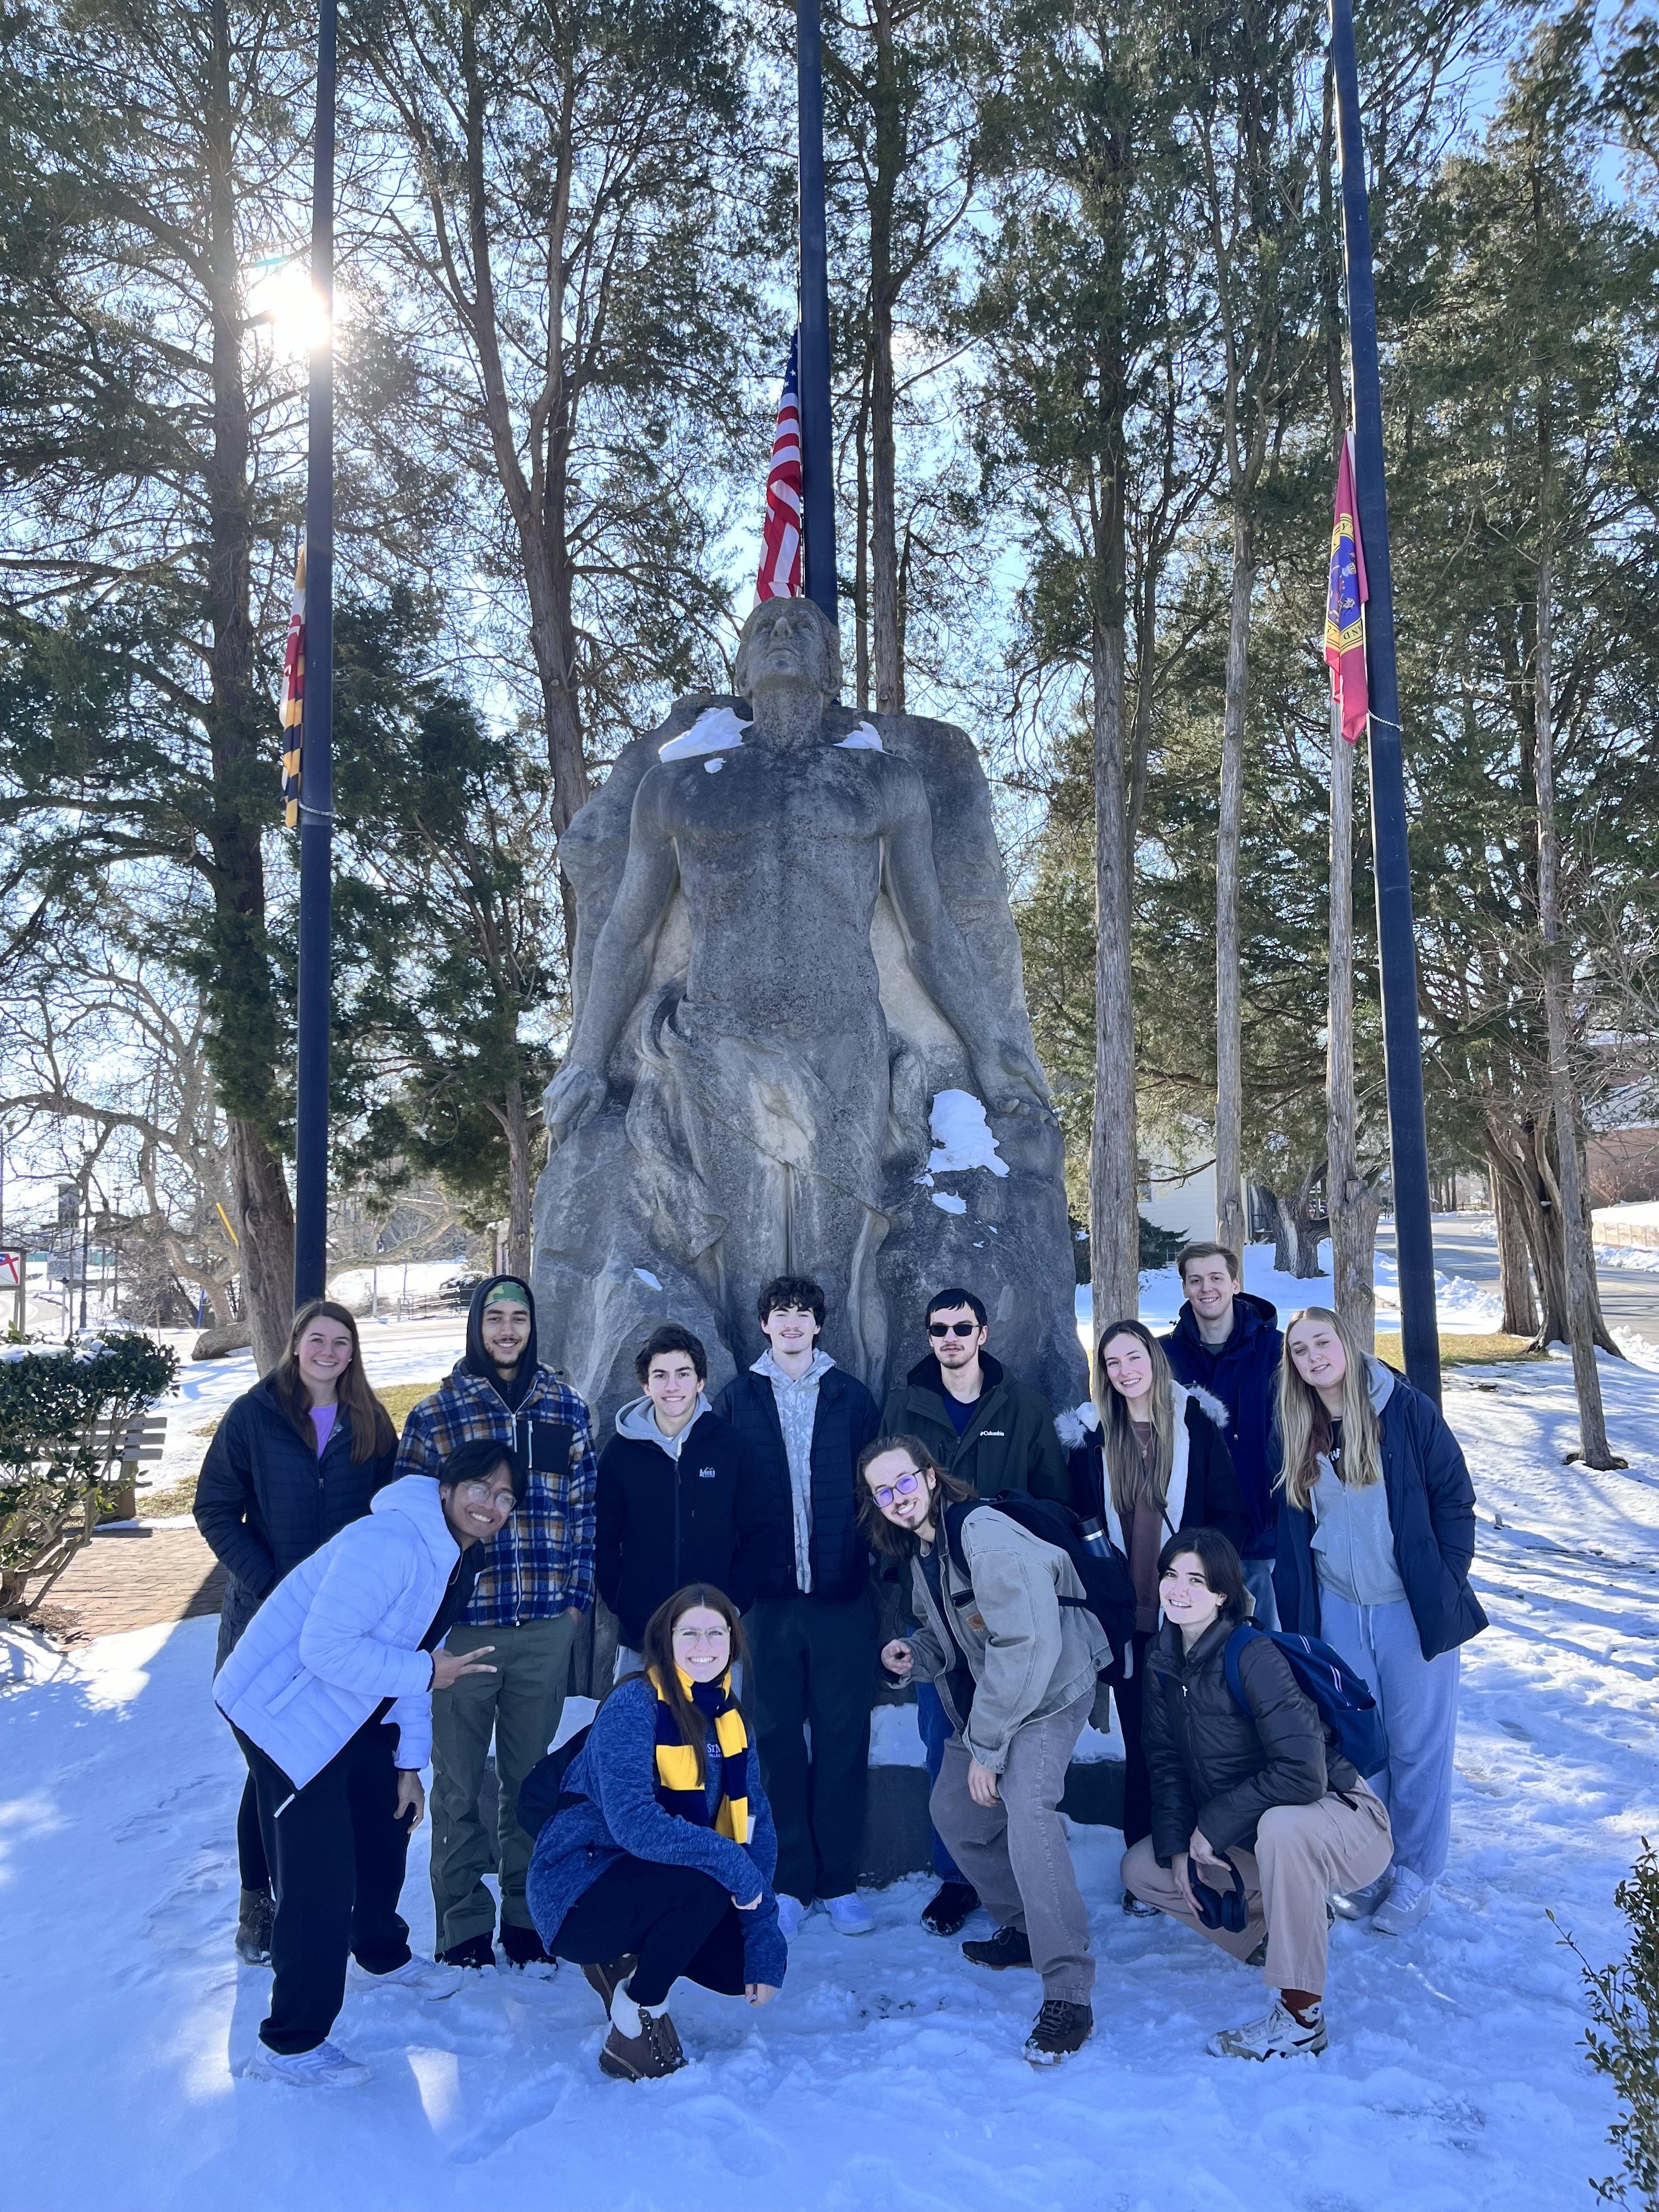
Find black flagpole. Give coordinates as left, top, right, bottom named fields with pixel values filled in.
left=1330, top=0, right=1440, bottom=1402
left=795, top=0, right=837, bottom=625
left=294, top=0, right=336, bottom=1307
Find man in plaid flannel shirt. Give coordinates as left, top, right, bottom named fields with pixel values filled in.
left=395, top=1274, right=597, bottom=1970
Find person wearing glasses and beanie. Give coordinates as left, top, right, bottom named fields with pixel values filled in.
left=879, top=1286, right=1069, bottom=1935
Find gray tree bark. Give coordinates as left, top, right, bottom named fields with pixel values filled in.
left=1214, top=509, right=1250, bottom=1262
left=1091, top=614, right=1140, bottom=1335
left=1326, top=696, right=1379, bottom=1345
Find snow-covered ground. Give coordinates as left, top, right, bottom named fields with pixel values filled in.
left=4, top=1331, right=1657, bottom=2207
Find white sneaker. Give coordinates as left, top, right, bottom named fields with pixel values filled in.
left=1209, top=2000, right=1328, bottom=2061
left=1331, top=1873, right=1392, bottom=1921
left=822, top=1892, right=875, bottom=1936
left=1370, top=1867, right=1432, bottom=1936
left=776, top=1894, right=809, bottom=1940
left=244, top=2038, right=371, bottom=2089
left=352, top=1954, right=462, bottom=1999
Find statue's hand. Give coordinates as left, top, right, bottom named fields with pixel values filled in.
left=978, top=1041, right=1056, bottom=1128
left=544, top=1059, right=608, bottom=1146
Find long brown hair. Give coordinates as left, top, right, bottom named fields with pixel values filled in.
left=855, top=1434, right=973, bottom=1561
left=1093, top=1318, right=1178, bottom=1518
left=1276, top=1306, right=1383, bottom=1511
left=268, top=1299, right=398, bottom=1463
left=611, top=1583, right=748, bottom=1787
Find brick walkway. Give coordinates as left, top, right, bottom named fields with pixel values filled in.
left=25, top=1527, right=225, bottom=1643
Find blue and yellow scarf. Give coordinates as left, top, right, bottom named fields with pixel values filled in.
left=650, top=1666, right=749, bottom=1845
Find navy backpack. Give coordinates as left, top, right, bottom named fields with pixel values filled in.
left=1222, top=1621, right=1389, bottom=1780
left=943, top=1492, right=1136, bottom=1676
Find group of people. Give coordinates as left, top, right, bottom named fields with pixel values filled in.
left=194, top=1242, right=1485, bottom=2086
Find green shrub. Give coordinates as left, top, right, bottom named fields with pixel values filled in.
left=0, top=1333, right=179, bottom=1613
left=1557, top=1840, right=1659, bottom=2209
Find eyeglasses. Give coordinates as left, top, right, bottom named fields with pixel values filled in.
left=456, top=1480, right=515, bottom=1508
left=673, top=1627, right=731, bottom=1647
left=927, top=1320, right=979, bottom=1339
left=871, top=1471, right=925, bottom=1508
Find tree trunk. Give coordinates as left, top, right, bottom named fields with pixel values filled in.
left=1533, top=411, right=1620, bottom=1465
left=1326, top=696, right=1379, bottom=1346
left=503, top=1077, right=534, bottom=1278
left=1485, top=1132, right=1539, bottom=1337
left=227, top=1116, right=296, bottom=1375
left=868, top=0, right=901, bottom=715
left=1091, top=611, right=1139, bottom=1335
left=1214, top=506, right=1251, bottom=1261
left=854, top=347, right=872, bottom=713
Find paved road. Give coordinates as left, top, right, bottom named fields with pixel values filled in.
left=1378, top=1218, right=1659, bottom=1352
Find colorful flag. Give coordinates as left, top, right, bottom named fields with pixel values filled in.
left=280, top=544, right=306, bottom=826
left=1324, top=433, right=1369, bottom=746
left=756, top=334, right=803, bottom=602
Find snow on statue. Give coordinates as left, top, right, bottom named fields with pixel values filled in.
left=535, top=596, right=1085, bottom=1424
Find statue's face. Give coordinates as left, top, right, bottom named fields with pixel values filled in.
left=747, top=601, right=822, bottom=690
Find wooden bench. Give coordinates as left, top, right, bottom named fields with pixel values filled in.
left=91, top=1412, right=169, bottom=1526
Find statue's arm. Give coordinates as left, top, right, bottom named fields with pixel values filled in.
left=545, top=776, right=679, bottom=1144
left=883, top=770, right=1052, bottom=1115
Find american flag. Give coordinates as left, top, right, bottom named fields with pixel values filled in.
left=756, top=334, right=803, bottom=602
left=280, top=545, right=306, bottom=826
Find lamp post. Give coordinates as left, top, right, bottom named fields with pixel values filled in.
left=293, top=0, right=336, bottom=1306
left=1329, top=0, right=1440, bottom=1402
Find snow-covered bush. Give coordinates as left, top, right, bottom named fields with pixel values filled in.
left=0, top=1333, right=178, bottom=1615
left=1562, top=1840, right=1659, bottom=2209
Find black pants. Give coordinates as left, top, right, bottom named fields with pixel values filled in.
left=552, top=1857, right=748, bottom=2008
left=746, top=1590, right=873, bottom=1901
left=236, top=1768, right=270, bottom=1892
left=1116, top=1630, right=1155, bottom=1853
left=236, top=1720, right=415, bottom=2054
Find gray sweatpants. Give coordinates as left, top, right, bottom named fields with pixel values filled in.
left=1122, top=1780, right=1392, bottom=1996
left=1318, top=1590, right=1460, bottom=1883
left=930, top=1690, right=1094, bottom=2004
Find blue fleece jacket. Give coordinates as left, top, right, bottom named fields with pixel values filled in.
left=1162, top=1293, right=1283, bottom=1558
left=525, top=1677, right=788, bottom=1990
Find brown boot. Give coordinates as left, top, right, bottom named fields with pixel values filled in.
left=599, top=2004, right=687, bottom=2081
left=581, top=1955, right=638, bottom=2012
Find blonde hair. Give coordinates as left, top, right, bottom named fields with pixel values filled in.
left=1093, top=1319, right=1178, bottom=1519
left=1276, top=1306, right=1383, bottom=1511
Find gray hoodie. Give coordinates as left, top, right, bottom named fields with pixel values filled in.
left=613, top=1391, right=714, bottom=1463
left=1309, top=1356, right=1407, bottom=1607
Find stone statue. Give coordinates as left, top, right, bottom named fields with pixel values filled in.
left=534, top=596, right=1086, bottom=1425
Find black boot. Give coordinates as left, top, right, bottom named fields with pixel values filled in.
left=962, top=1925, right=1034, bottom=1970
left=235, top=1887, right=274, bottom=1966
left=921, top=1880, right=979, bottom=1937
left=499, top=1923, right=555, bottom=1970
left=438, top=1931, right=497, bottom=1970
left=1025, top=1999, right=1093, bottom=2064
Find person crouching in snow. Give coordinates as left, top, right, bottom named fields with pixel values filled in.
left=1122, top=1529, right=1393, bottom=2059
left=213, top=1441, right=521, bottom=2087
left=863, top=1435, right=1109, bottom=2066
left=523, top=1584, right=785, bottom=2081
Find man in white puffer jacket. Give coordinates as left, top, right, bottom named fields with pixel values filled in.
left=215, top=1444, right=517, bottom=2087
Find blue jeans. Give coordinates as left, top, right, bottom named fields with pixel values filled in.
left=1317, top=1590, right=1460, bottom=1883
left=915, top=1681, right=966, bottom=1883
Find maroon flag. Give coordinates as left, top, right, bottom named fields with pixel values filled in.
left=1324, top=433, right=1369, bottom=745
left=756, top=334, right=802, bottom=602
left=280, top=545, right=306, bottom=826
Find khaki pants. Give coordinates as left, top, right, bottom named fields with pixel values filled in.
left=430, top=1613, right=578, bottom=1947
left=931, top=1690, right=1095, bottom=2004
left=1122, top=1781, right=1392, bottom=1996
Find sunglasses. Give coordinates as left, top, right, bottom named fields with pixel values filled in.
left=927, top=1320, right=979, bottom=1339
left=871, top=1471, right=926, bottom=1508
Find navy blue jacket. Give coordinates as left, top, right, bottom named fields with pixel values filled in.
left=714, top=1365, right=881, bottom=1604
left=1162, top=1293, right=1283, bottom=1558
left=194, top=1377, right=398, bottom=1663
left=1273, top=1365, right=1488, bottom=1661
left=595, top=1409, right=780, bottom=1647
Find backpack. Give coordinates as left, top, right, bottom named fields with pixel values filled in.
left=942, top=1492, right=1136, bottom=1677
left=1222, top=1621, right=1389, bottom=1779
left=516, top=1723, right=592, bottom=1842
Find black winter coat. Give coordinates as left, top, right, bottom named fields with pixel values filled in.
left=194, top=1378, right=398, bottom=1663
left=1066, top=1388, right=1253, bottom=1558
left=1141, top=1615, right=1362, bottom=1863
left=1274, top=1365, right=1488, bottom=1661
left=713, top=1365, right=882, bottom=1603
left=1161, top=1293, right=1283, bottom=1556
left=879, top=1352, right=1068, bottom=1502
left=595, top=1410, right=778, bottom=1647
